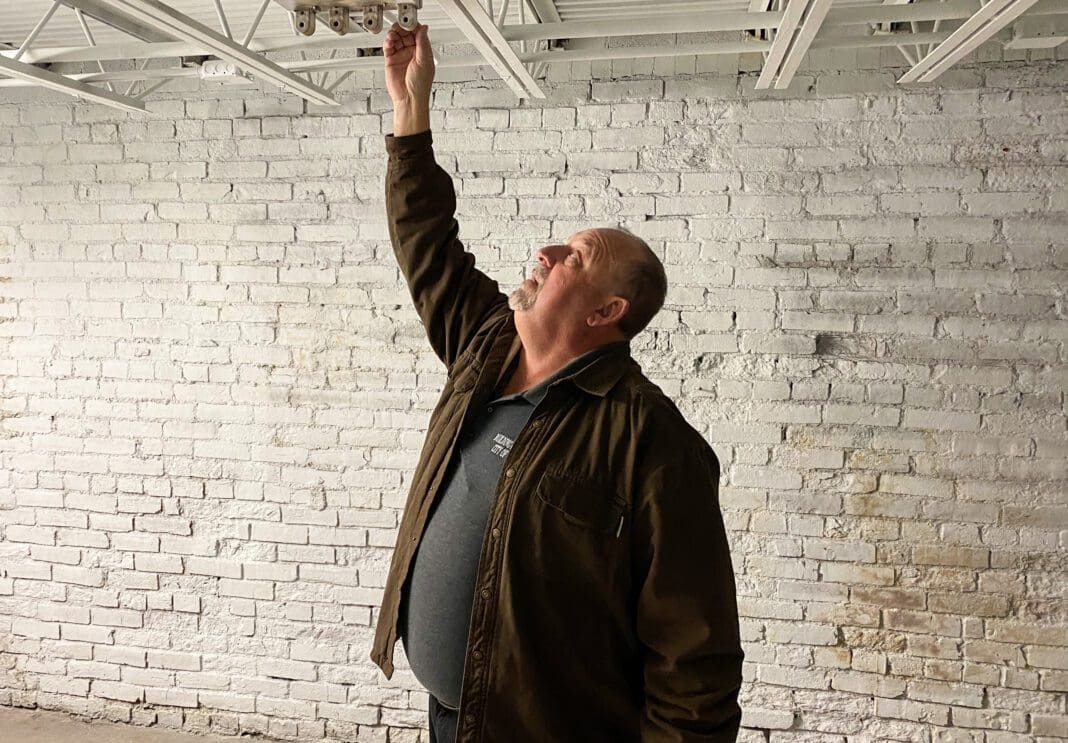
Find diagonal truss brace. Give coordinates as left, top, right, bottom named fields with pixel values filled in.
left=898, top=0, right=1042, bottom=83
left=436, top=0, right=544, bottom=99
left=756, top=0, right=834, bottom=89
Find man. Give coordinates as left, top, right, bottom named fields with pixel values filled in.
left=369, top=21, right=744, bottom=743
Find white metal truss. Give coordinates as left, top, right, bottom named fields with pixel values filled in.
left=0, top=53, right=146, bottom=111
left=756, top=0, right=834, bottom=89
left=56, top=0, right=174, bottom=41
left=435, top=0, right=544, bottom=98
left=67, top=0, right=338, bottom=104
left=0, top=0, right=1065, bottom=106
left=899, top=0, right=1044, bottom=83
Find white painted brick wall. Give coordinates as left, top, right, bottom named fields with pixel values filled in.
left=0, top=54, right=1067, bottom=743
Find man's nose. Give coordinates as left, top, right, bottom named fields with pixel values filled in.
left=537, top=245, right=562, bottom=266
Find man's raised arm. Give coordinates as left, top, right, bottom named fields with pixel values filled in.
left=383, top=23, right=507, bottom=371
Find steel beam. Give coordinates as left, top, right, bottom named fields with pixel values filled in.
left=756, top=0, right=834, bottom=89
left=898, top=0, right=1042, bottom=82
left=436, top=0, right=544, bottom=98
left=0, top=53, right=146, bottom=112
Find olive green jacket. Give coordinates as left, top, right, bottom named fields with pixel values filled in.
left=370, top=130, right=743, bottom=743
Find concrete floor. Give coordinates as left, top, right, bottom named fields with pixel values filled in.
left=0, top=706, right=267, bottom=743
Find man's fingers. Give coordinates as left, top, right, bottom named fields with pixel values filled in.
left=414, top=24, right=431, bottom=64
left=386, top=23, right=416, bottom=44
left=385, top=23, right=423, bottom=45
left=384, top=30, right=415, bottom=56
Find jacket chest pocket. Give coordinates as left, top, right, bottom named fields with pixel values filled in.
left=448, top=352, right=481, bottom=393
left=535, top=470, right=626, bottom=538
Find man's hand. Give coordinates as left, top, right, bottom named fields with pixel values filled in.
left=384, top=22, right=434, bottom=136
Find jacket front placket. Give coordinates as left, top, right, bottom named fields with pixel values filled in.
left=383, top=331, right=515, bottom=671
left=453, top=346, right=569, bottom=742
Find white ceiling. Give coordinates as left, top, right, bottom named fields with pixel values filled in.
left=0, top=0, right=1065, bottom=108
left=0, top=0, right=926, bottom=48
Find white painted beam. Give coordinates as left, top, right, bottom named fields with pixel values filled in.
left=436, top=0, right=544, bottom=98
left=0, top=53, right=145, bottom=112
left=898, top=0, right=1042, bottom=82
left=771, top=0, right=834, bottom=89
left=756, top=0, right=834, bottom=89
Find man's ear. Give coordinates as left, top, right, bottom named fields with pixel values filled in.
left=587, top=296, right=629, bottom=328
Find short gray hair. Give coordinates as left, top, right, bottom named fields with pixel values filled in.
left=607, top=227, right=667, bottom=340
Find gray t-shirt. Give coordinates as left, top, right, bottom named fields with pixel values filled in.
left=399, top=341, right=628, bottom=709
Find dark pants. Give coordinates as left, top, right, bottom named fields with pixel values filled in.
left=429, top=694, right=459, bottom=743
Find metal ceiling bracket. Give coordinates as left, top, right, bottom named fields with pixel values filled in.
left=271, top=1, right=421, bottom=36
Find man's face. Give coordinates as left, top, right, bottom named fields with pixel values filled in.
left=508, top=229, right=623, bottom=335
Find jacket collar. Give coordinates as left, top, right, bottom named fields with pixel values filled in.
left=567, top=340, right=633, bottom=397
left=498, top=323, right=633, bottom=399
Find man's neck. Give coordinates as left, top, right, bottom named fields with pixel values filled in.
left=501, top=333, right=622, bottom=397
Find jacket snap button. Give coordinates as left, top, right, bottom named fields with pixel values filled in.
left=491, top=528, right=500, bottom=538
left=532, top=419, right=542, bottom=428
left=465, top=713, right=474, bottom=724
left=505, top=468, right=515, bottom=478
left=473, top=650, right=483, bottom=660
left=480, top=589, right=490, bottom=598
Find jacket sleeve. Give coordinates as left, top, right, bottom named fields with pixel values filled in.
left=384, top=130, right=508, bottom=371
left=633, top=445, right=745, bottom=742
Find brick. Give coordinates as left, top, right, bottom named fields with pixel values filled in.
left=93, top=681, right=143, bottom=703
left=187, top=557, right=242, bottom=579
left=260, top=659, right=316, bottom=682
